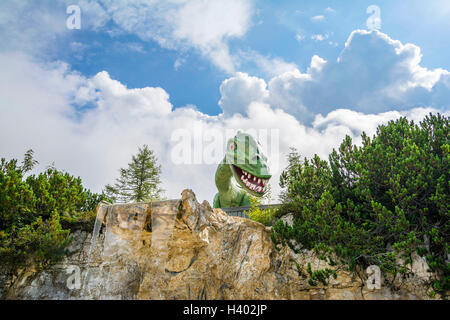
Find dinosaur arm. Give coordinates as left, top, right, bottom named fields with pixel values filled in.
left=214, top=158, right=238, bottom=208
left=215, top=158, right=232, bottom=193
left=214, top=158, right=249, bottom=208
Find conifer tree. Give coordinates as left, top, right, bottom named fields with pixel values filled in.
left=21, top=149, right=38, bottom=173
left=274, top=113, right=449, bottom=296
left=0, top=150, right=107, bottom=278
left=105, top=145, right=164, bottom=203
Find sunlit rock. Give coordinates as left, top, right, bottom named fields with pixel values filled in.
left=1, top=189, right=437, bottom=300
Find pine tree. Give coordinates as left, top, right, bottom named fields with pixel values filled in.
left=105, top=145, right=164, bottom=203
left=0, top=150, right=107, bottom=278
left=274, top=113, right=449, bottom=296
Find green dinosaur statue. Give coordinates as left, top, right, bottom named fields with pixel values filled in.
left=213, top=132, right=271, bottom=208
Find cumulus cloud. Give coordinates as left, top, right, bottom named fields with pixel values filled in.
left=266, top=30, right=450, bottom=124
left=219, top=72, right=269, bottom=116
left=1, top=5, right=449, bottom=205
left=0, top=52, right=212, bottom=201
left=1, top=51, right=445, bottom=205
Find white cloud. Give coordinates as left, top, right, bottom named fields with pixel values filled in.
left=0, top=1, right=68, bottom=55
left=238, top=50, right=298, bottom=78
left=311, top=15, right=325, bottom=22
left=66, top=0, right=110, bottom=31
left=78, top=0, right=254, bottom=73
left=1, top=50, right=446, bottom=206
left=1, top=9, right=450, bottom=207
left=313, top=108, right=438, bottom=136
left=87, top=71, right=173, bottom=118
left=325, top=7, right=336, bottom=13
left=174, top=57, right=186, bottom=70
left=267, top=29, right=450, bottom=123
left=219, top=72, right=269, bottom=116
left=0, top=0, right=253, bottom=73
left=0, top=0, right=328, bottom=81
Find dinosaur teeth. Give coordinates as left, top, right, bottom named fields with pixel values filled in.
left=240, top=173, right=269, bottom=193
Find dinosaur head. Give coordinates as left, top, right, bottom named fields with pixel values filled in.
left=225, top=132, right=271, bottom=197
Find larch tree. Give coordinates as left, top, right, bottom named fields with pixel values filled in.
left=105, top=145, right=164, bottom=203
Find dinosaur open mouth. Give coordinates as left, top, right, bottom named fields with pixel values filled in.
left=232, top=165, right=269, bottom=194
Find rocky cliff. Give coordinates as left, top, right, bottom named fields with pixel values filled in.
left=1, top=190, right=436, bottom=300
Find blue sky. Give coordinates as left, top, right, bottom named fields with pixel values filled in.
left=0, top=0, right=449, bottom=202
left=35, top=0, right=450, bottom=114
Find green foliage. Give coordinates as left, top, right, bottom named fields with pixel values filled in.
left=246, top=184, right=278, bottom=226
left=0, top=151, right=108, bottom=277
left=247, top=205, right=278, bottom=226
left=306, top=262, right=337, bottom=286
left=273, top=114, right=449, bottom=296
left=105, top=145, right=164, bottom=203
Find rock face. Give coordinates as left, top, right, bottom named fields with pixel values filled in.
left=1, top=190, right=436, bottom=300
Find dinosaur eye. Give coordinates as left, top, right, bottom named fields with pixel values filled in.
left=252, top=155, right=260, bottom=162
